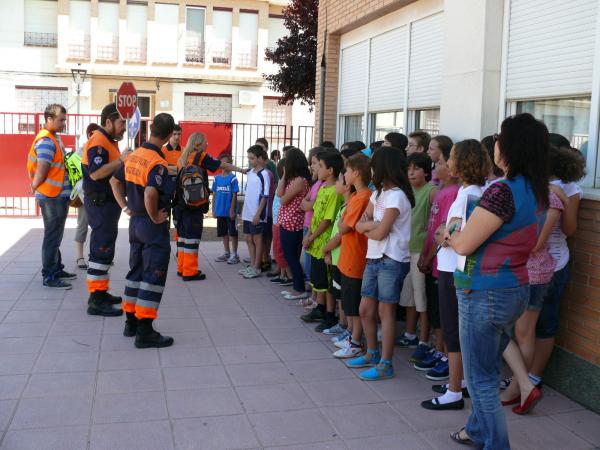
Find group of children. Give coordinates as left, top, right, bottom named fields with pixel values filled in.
left=208, top=131, right=585, bottom=413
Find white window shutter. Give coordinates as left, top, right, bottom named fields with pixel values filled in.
left=339, top=41, right=368, bottom=115
left=24, top=0, right=58, bottom=34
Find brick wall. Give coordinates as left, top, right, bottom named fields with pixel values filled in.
left=314, top=0, right=416, bottom=145
left=558, top=199, right=600, bottom=365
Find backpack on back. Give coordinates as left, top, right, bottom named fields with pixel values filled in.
left=178, top=151, right=209, bottom=210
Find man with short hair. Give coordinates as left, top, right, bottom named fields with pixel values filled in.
left=162, top=123, right=182, bottom=179
left=82, top=103, right=130, bottom=316
left=27, top=104, right=76, bottom=289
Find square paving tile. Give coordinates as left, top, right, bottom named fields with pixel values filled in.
left=345, top=433, right=433, bottom=450
left=42, top=334, right=100, bottom=353
left=154, top=307, right=200, bottom=319
left=93, top=391, right=168, bottom=424
left=99, top=349, right=160, bottom=371
left=236, top=383, right=315, bottom=413
left=272, top=342, right=333, bottom=361
left=302, top=379, right=383, bottom=407
left=249, top=409, right=337, bottom=447
left=173, top=415, right=259, bottom=450
left=33, top=351, right=99, bottom=373
left=216, top=344, right=280, bottom=365
left=0, top=375, right=28, bottom=400
left=322, top=403, right=411, bottom=439
left=23, top=371, right=96, bottom=398
left=536, top=388, right=587, bottom=415
left=100, top=334, right=138, bottom=352
left=163, top=365, right=231, bottom=390
left=90, top=421, right=174, bottom=450
left=266, top=442, right=347, bottom=450
left=159, top=346, right=221, bottom=367
left=550, top=410, right=600, bottom=446
left=12, top=299, right=62, bottom=311
left=209, top=328, right=267, bottom=346
left=96, top=368, right=164, bottom=394
left=260, top=326, right=318, bottom=344
left=49, top=320, right=103, bottom=336
left=0, top=322, right=51, bottom=338
left=160, top=331, right=213, bottom=348
left=0, top=336, right=44, bottom=355
left=2, top=309, right=55, bottom=324
left=166, top=387, right=244, bottom=418
left=0, top=354, right=37, bottom=375
left=285, top=359, right=356, bottom=382
left=0, top=399, right=17, bottom=431
left=10, top=395, right=93, bottom=429
left=153, top=318, right=206, bottom=333
left=390, top=398, right=472, bottom=433
left=0, top=425, right=90, bottom=450
left=225, top=362, right=295, bottom=386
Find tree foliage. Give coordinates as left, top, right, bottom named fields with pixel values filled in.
left=264, top=0, right=318, bottom=108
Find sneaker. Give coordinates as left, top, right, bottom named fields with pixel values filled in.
left=426, top=357, right=450, bottom=381
left=300, top=307, right=324, bottom=323
left=345, top=350, right=381, bottom=368
left=315, top=317, right=337, bottom=333
left=323, top=323, right=346, bottom=335
left=227, top=255, right=240, bottom=265
left=243, top=257, right=251, bottom=264
left=334, top=336, right=352, bottom=349
left=410, top=343, right=432, bottom=364
left=260, top=262, right=272, bottom=272
left=500, top=376, right=512, bottom=390
left=215, top=253, right=230, bottom=262
left=432, top=384, right=470, bottom=399
left=414, top=350, right=444, bottom=371
left=56, top=270, right=77, bottom=280
left=331, top=329, right=351, bottom=343
left=359, top=361, right=394, bottom=381
left=243, top=267, right=262, bottom=279
left=270, top=276, right=285, bottom=283
left=43, top=278, right=72, bottom=290
left=333, top=341, right=363, bottom=359
left=284, top=292, right=310, bottom=301
left=395, top=334, right=419, bottom=348
left=279, top=278, right=294, bottom=287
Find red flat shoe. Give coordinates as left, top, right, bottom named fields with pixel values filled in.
left=513, top=386, right=542, bottom=415
left=501, top=394, right=520, bottom=406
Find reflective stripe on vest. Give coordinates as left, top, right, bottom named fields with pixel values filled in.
left=26, top=129, right=66, bottom=198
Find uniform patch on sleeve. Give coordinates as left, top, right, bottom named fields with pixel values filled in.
left=93, top=156, right=103, bottom=165
left=157, top=166, right=164, bottom=175
left=154, top=174, right=163, bottom=186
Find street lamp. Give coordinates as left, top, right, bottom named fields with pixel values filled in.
left=71, top=64, right=87, bottom=150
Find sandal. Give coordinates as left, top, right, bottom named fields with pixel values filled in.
left=76, top=257, right=88, bottom=270
left=450, top=427, right=476, bottom=447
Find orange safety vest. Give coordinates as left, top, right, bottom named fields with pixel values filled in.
left=82, top=128, right=121, bottom=168
left=124, top=146, right=168, bottom=188
left=26, top=128, right=66, bottom=198
left=162, top=143, right=182, bottom=167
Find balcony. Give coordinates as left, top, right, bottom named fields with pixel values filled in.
left=237, top=44, right=258, bottom=68
left=67, top=34, right=91, bottom=61
left=23, top=32, right=57, bottom=47
left=124, top=37, right=147, bottom=63
left=96, top=36, right=119, bottom=62
left=185, top=37, right=205, bottom=64
left=208, top=42, right=231, bottom=66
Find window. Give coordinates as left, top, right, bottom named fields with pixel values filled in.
left=16, top=87, right=68, bottom=131
left=211, top=9, right=232, bottom=65
left=238, top=11, right=258, bottom=67
left=97, top=1, right=119, bottom=61
left=267, top=16, right=286, bottom=51
left=24, top=0, right=58, bottom=47
left=152, top=3, right=178, bottom=63
left=370, top=111, right=404, bottom=142
left=185, top=7, right=205, bottom=63
left=68, top=0, right=91, bottom=59
left=415, top=109, right=440, bottom=136
left=341, top=115, right=364, bottom=144
left=125, top=3, right=147, bottom=62
left=184, top=94, right=232, bottom=122
left=515, top=97, right=591, bottom=156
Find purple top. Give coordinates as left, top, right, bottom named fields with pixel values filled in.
left=303, top=180, right=323, bottom=228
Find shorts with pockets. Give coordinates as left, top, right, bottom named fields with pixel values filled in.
left=310, top=255, right=330, bottom=292
left=243, top=220, right=265, bottom=236
left=399, top=252, right=428, bottom=312
left=341, top=273, right=362, bottom=316
left=360, top=255, right=410, bottom=304
left=217, top=217, right=238, bottom=237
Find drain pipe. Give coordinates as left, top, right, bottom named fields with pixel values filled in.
left=318, top=29, right=327, bottom=146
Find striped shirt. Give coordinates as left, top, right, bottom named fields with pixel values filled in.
left=35, top=136, right=71, bottom=199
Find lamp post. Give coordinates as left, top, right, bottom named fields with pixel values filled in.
left=71, top=64, right=87, bottom=150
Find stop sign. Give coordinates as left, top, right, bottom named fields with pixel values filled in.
left=116, top=82, right=138, bottom=119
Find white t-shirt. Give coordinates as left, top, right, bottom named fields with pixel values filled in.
left=366, top=187, right=412, bottom=262
left=241, top=168, right=271, bottom=223
left=547, top=180, right=582, bottom=271
left=437, top=184, right=485, bottom=273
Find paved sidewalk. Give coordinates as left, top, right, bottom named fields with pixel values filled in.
left=0, top=220, right=598, bottom=450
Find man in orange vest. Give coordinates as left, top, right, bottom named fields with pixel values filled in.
left=27, top=104, right=77, bottom=289
left=110, top=113, right=175, bottom=348
left=162, top=123, right=182, bottom=179
left=82, top=103, right=130, bottom=316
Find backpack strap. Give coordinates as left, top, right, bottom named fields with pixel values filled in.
left=192, top=150, right=205, bottom=167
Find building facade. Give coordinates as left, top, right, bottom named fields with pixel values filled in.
left=315, top=0, right=600, bottom=412
left=0, top=0, right=313, bottom=132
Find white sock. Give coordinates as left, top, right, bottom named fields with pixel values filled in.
left=436, top=389, right=462, bottom=404
left=461, top=379, right=467, bottom=389
left=232, top=252, right=238, bottom=257
left=404, top=332, right=417, bottom=340
left=418, top=340, right=428, bottom=346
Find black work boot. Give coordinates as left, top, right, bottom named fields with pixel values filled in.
left=135, top=319, right=174, bottom=349
left=87, top=291, right=123, bottom=317
left=87, top=290, right=121, bottom=305
left=105, top=292, right=122, bottom=305
left=123, top=313, right=138, bottom=337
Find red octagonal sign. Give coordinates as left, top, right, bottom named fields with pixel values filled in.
left=116, top=82, right=138, bottom=119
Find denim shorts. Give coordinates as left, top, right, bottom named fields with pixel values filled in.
left=526, top=283, right=549, bottom=311
left=360, top=256, right=410, bottom=304
left=536, top=265, right=570, bottom=339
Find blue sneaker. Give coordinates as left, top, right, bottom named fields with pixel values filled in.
left=359, top=360, right=394, bottom=381
left=410, top=343, right=431, bottom=363
left=395, top=334, right=419, bottom=348
left=426, top=357, right=449, bottom=381
left=345, top=349, right=380, bottom=368
left=414, top=351, right=444, bottom=371
left=331, top=329, right=350, bottom=343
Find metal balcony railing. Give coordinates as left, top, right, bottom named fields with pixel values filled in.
left=96, top=36, right=119, bottom=62
left=68, top=34, right=91, bottom=60
left=185, top=38, right=205, bottom=64
left=208, top=42, right=232, bottom=65
left=24, top=32, right=57, bottom=47
left=237, top=44, right=258, bottom=68
left=124, top=38, right=147, bottom=63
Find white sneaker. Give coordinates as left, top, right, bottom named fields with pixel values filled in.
left=239, top=266, right=251, bottom=275
left=227, top=255, right=240, bottom=264
left=333, top=342, right=364, bottom=359
left=215, top=253, right=230, bottom=262
left=243, top=267, right=261, bottom=279
left=283, top=292, right=310, bottom=300
left=334, top=336, right=352, bottom=349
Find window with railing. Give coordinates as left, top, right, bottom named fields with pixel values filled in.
left=68, top=34, right=91, bottom=60
left=125, top=3, right=147, bottom=63
left=185, top=6, right=205, bottom=64
left=24, top=32, right=58, bottom=47
left=211, top=8, right=232, bottom=65
left=96, top=35, right=119, bottom=61
left=124, top=38, right=147, bottom=63
left=185, top=38, right=205, bottom=64
left=24, top=0, right=58, bottom=47
left=238, top=10, right=258, bottom=68
left=237, top=44, right=258, bottom=68
left=209, top=42, right=232, bottom=65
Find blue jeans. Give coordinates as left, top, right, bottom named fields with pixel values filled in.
left=280, top=227, right=305, bottom=293
left=536, top=265, right=570, bottom=338
left=302, top=227, right=311, bottom=281
left=457, top=285, right=529, bottom=450
left=38, top=197, right=69, bottom=281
